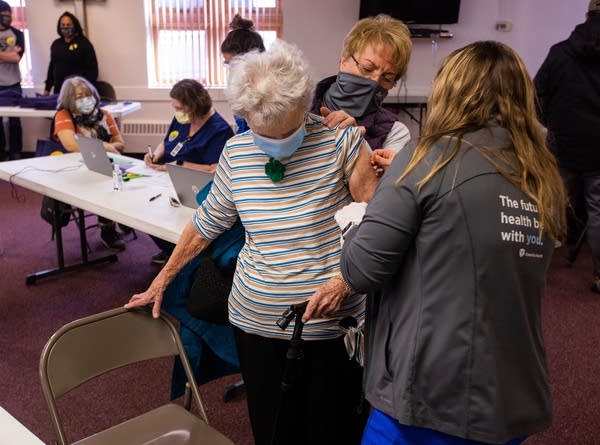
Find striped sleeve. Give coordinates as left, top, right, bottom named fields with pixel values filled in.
left=192, top=145, right=239, bottom=240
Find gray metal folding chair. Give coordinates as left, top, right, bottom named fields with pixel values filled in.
left=39, top=307, right=234, bottom=445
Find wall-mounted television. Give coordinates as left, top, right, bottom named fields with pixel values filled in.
left=359, top=0, right=461, bottom=25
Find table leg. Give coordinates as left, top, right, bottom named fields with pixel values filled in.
left=25, top=203, right=118, bottom=285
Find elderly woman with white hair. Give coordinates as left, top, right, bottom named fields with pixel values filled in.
left=126, top=40, right=378, bottom=444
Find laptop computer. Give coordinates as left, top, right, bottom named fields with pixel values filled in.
left=77, top=135, right=131, bottom=176
left=166, top=163, right=214, bottom=208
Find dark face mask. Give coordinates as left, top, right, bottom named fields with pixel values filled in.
left=322, top=72, right=388, bottom=119
left=60, top=26, right=74, bottom=38
left=0, top=14, right=11, bottom=29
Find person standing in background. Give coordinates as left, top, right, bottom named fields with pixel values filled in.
left=0, top=0, right=23, bottom=161
left=534, top=0, right=600, bottom=293
left=43, top=11, right=98, bottom=95
left=220, top=14, right=265, bottom=134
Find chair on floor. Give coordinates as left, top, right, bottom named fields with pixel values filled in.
left=39, top=307, right=234, bottom=445
left=95, top=80, right=117, bottom=103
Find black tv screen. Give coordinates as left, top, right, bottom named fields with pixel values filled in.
left=359, top=0, right=461, bottom=25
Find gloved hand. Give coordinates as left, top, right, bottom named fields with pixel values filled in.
left=334, top=202, right=367, bottom=245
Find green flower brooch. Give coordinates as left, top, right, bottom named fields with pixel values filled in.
left=265, top=158, right=286, bottom=182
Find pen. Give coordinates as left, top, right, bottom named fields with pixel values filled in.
left=147, top=145, right=154, bottom=161
left=149, top=193, right=162, bottom=202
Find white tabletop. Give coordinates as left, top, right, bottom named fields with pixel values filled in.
left=0, top=101, right=141, bottom=119
left=0, top=407, right=44, bottom=445
left=0, top=153, right=194, bottom=244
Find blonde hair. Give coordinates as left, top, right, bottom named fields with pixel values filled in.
left=342, top=14, right=412, bottom=80
left=400, top=41, right=566, bottom=240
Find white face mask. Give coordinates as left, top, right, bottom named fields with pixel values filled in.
left=75, top=95, right=96, bottom=114
left=174, top=111, right=191, bottom=124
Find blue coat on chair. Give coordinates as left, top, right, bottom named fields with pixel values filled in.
left=161, top=182, right=245, bottom=398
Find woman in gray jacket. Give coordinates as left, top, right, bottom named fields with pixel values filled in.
left=337, top=41, right=566, bottom=444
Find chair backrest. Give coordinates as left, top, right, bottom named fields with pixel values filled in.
left=95, top=80, right=117, bottom=102
left=39, top=307, right=209, bottom=444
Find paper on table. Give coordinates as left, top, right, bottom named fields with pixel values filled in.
left=125, top=163, right=164, bottom=177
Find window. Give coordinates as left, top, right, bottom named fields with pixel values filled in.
left=6, top=0, right=32, bottom=87
left=145, top=0, right=282, bottom=88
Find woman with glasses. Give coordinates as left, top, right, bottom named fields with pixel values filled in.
left=311, top=14, right=412, bottom=174
left=335, top=41, right=566, bottom=445
left=127, top=40, right=378, bottom=445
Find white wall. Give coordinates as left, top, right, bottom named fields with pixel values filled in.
left=20, top=0, right=589, bottom=152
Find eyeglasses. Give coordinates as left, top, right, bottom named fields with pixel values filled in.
left=351, top=55, right=398, bottom=87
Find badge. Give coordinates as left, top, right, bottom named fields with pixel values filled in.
left=170, top=141, right=184, bottom=157
left=168, top=130, right=179, bottom=142
left=6, top=36, right=15, bottom=46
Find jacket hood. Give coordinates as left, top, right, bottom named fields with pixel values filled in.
left=568, top=15, right=600, bottom=58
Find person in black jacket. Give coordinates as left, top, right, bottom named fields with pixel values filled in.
left=43, top=12, right=98, bottom=96
left=326, top=41, right=566, bottom=445
left=534, top=0, right=600, bottom=292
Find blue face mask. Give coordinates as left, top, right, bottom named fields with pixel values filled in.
left=75, top=96, right=96, bottom=115
left=252, top=122, right=306, bottom=160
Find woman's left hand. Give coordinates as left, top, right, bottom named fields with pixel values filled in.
left=302, top=277, right=350, bottom=323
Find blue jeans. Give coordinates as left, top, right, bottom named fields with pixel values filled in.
left=0, top=84, right=22, bottom=159
left=361, top=408, right=525, bottom=445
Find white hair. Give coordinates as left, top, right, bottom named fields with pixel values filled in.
left=225, top=39, right=315, bottom=128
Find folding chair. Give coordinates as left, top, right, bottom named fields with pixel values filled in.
left=39, top=307, right=234, bottom=445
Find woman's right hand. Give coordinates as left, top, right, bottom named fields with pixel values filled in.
left=103, top=142, right=120, bottom=154
left=370, top=148, right=396, bottom=176
left=143, top=153, right=154, bottom=167
left=124, top=283, right=165, bottom=319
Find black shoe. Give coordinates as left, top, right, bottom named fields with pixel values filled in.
left=118, top=223, right=133, bottom=234
left=151, top=250, right=169, bottom=265
left=591, top=277, right=600, bottom=294
left=101, top=228, right=125, bottom=251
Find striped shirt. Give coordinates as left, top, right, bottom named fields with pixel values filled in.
left=192, top=113, right=366, bottom=339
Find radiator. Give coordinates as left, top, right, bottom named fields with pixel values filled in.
left=121, top=121, right=170, bottom=153
left=121, top=121, right=170, bottom=136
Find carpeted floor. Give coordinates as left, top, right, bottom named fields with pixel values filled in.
left=1, top=179, right=599, bottom=444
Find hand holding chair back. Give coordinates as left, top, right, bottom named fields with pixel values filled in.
left=39, top=307, right=234, bottom=445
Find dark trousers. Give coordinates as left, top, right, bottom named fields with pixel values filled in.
left=560, top=167, right=600, bottom=276
left=234, top=327, right=368, bottom=445
left=150, top=235, right=175, bottom=254
left=0, top=84, right=23, bottom=159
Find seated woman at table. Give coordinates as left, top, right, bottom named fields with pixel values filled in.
left=145, top=79, right=234, bottom=264
left=53, top=76, right=126, bottom=251
left=144, top=79, right=233, bottom=173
